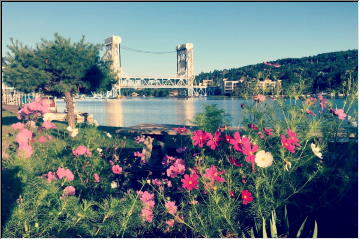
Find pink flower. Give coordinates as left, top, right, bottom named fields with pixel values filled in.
left=176, top=146, right=187, bottom=153
left=287, top=129, right=300, bottom=147
left=56, top=167, right=74, bottom=181
left=173, top=127, right=188, bottom=134
left=263, top=128, right=273, bottom=136
left=38, top=136, right=48, bottom=143
left=281, top=135, right=296, bottom=153
left=225, top=135, right=233, bottom=144
left=152, top=178, right=163, bottom=186
left=318, top=95, right=328, bottom=110
left=240, top=137, right=259, bottom=172
left=17, top=143, right=33, bottom=159
left=72, top=145, right=92, bottom=157
left=165, top=201, right=178, bottom=215
left=109, top=160, right=114, bottom=166
left=306, top=109, right=316, bottom=116
left=63, top=186, right=76, bottom=196
left=257, top=131, right=265, bottom=139
left=27, top=120, right=37, bottom=129
left=228, top=156, right=242, bottom=167
left=206, top=131, right=222, bottom=150
left=305, top=97, right=317, bottom=106
left=42, top=121, right=57, bottom=129
left=134, top=151, right=145, bottom=158
left=166, top=159, right=185, bottom=178
left=11, top=122, right=25, bottom=131
left=166, top=219, right=175, bottom=227
left=241, top=190, right=254, bottom=205
left=253, top=94, right=266, bottom=102
left=229, top=132, right=244, bottom=153
left=112, top=165, right=122, bottom=174
left=138, top=191, right=154, bottom=203
left=248, top=123, right=259, bottom=131
left=46, top=171, right=58, bottom=183
left=134, top=135, right=145, bottom=143
left=181, top=173, right=199, bottom=191
left=93, top=173, right=100, bottom=182
left=191, top=130, right=211, bottom=148
left=334, top=108, right=347, bottom=120
left=46, top=135, right=53, bottom=141
left=204, top=165, right=225, bottom=183
left=141, top=208, right=154, bottom=223
left=15, top=129, right=33, bottom=145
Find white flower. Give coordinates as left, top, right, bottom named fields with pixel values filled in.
left=66, top=126, right=73, bottom=132
left=96, top=148, right=103, bottom=153
left=93, top=120, right=99, bottom=127
left=111, top=181, right=118, bottom=189
left=311, top=143, right=323, bottom=159
left=106, top=132, right=112, bottom=138
left=70, top=128, right=79, bottom=138
left=255, top=150, right=273, bottom=168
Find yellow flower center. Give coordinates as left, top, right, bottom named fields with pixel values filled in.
left=189, top=181, right=192, bottom=184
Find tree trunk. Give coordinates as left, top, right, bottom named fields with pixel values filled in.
left=64, top=91, right=76, bottom=128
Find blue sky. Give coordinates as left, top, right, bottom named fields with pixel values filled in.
left=2, top=2, right=358, bottom=76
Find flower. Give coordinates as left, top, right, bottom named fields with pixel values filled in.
left=15, top=129, right=33, bottom=145
left=253, top=94, right=266, bottom=102
left=286, top=129, right=300, bottom=147
left=137, top=191, right=155, bottom=223
left=166, top=159, right=185, bottom=178
left=93, top=173, right=100, bottom=182
left=72, top=145, right=92, bottom=157
left=152, top=179, right=162, bottom=186
left=334, top=108, right=347, bottom=120
left=46, top=171, right=57, bottom=183
left=63, top=186, right=76, bottom=196
left=173, top=127, right=188, bottom=134
left=255, top=150, right=274, bottom=168
left=67, top=126, right=79, bottom=137
left=42, top=121, right=57, bottom=129
left=318, top=95, right=328, bottom=110
left=284, top=160, right=292, bottom=171
left=248, top=123, right=259, bottom=131
left=135, top=135, right=145, bottom=143
left=56, top=168, right=74, bottom=181
left=240, top=103, right=245, bottom=109
left=281, top=135, right=296, bottom=153
left=17, top=143, right=33, bottom=159
left=112, top=165, right=122, bottom=174
left=206, top=131, right=222, bottom=150
left=38, top=136, right=48, bottom=143
left=191, top=130, right=210, bottom=148
left=225, top=135, right=233, bottom=144
left=165, top=201, right=178, bottom=215
left=241, top=190, right=254, bottom=205
left=229, top=191, right=236, bottom=198
left=166, top=219, right=175, bottom=227
left=11, top=122, right=25, bottom=131
left=204, top=165, right=225, bottom=183
left=134, top=151, right=145, bottom=158
left=241, top=137, right=259, bottom=171
left=111, top=181, right=118, bottom=188
left=229, top=132, right=244, bottom=153
left=305, top=109, right=316, bottom=116
left=96, top=148, right=103, bottom=153
left=263, top=128, right=273, bottom=136
left=257, top=131, right=265, bottom=139
left=141, top=208, right=154, bottom=222
left=310, top=143, right=323, bottom=159
left=176, top=146, right=187, bottom=153
left=181, top=173, right=199, bottom=191
left=228, top=156, right=242, bottom=167
left=105, top=132, right=112, bottom=138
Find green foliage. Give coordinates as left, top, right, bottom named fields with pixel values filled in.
left=196, top=50, right=358, bottom=94
left=3, top=33, right=116, bottom=97
left=193, top=104, right=231, bottom=133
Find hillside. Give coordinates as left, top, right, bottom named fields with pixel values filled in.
left=195, top=50, right=358, bottom=94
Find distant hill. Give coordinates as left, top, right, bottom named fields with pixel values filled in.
left=195, top=50, right=358, bottom=93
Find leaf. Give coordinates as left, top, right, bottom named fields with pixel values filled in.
left=312, top=220, right=318, bottom=238
left=284, top=205, right=290, bottom=235
left=296, top=216, right=308, bottom=238
left=250, top=228, right=255, bottom=238
left=262, top=217, right=268, bottom=238
left=270, top=210, right=278, bottom=238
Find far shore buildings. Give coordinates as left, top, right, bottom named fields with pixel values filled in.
left=220, top=77, right=282, bottom=95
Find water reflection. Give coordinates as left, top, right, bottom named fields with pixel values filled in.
left=104, top=99, right=124, bottom=127
left=177, top=98, right=195, bottom=126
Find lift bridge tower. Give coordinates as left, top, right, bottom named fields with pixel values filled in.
left=103, top=35, right=199, bottom=97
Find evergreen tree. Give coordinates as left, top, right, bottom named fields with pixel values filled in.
left=3, top=33, right=116, bottom=128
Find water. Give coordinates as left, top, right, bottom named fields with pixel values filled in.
left=55, top=97, right=357, bottom=127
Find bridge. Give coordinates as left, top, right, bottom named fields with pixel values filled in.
left=102, top=36, right=210, bottom=97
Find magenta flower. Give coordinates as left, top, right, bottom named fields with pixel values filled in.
left=334, top=108, right=347, bottom=120
left=165, top=201, right=178, bottom=215
left=281, top=135, right=296, bottom=153
left=225, top=135, right=233, bottom=144
left=241, top=137, right=259, bottom=171
left=229, top=132, right=244, bottom=153
left=204, top=165, right=225, bottom=183
left=241, top=190, right=254, bottom=205
left=287, top=129, right=300, bottom=147
left=42, top=121, right=57, bottom=129
left=173, top=127, right=188, bottom=134
left=206, top=131, right=222, bottom=150
left=11, top=122, right=25, bottom=131
left=228, top=156, right=242, bottom=167
left=112, top=165, right=122, bottom=174
left=94, top=173, right=100, bottom=183
left=263, top=128, right=273, bottom=136
left=181, top=173, right=199, bottom=191
left=72, top=145, right=92, bottom=157
left=134, top=135, right=145, bottom=143
left=248, top=123, right=259, bottom=131
left=192, top=130, right=210, bottom=148
left=63, top=186, right=76, bottom=196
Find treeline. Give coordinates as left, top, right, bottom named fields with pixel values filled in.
left=196, top=50, right=358, bottom=94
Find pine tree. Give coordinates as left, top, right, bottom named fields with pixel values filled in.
left=3, top=33, right=116, bottom=128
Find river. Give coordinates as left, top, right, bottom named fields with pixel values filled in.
left=55, top=97, right=357, bottom=127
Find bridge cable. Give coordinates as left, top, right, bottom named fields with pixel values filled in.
left=120, top=45, right=176, bottom=54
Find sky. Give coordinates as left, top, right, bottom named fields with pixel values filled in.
left=2, top=2, right=358, bottom=76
